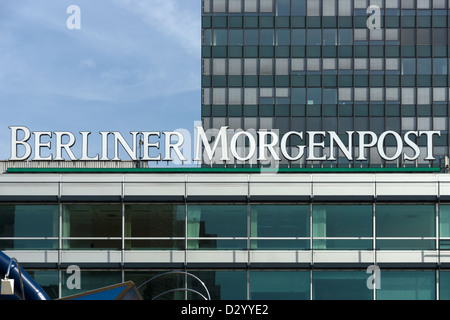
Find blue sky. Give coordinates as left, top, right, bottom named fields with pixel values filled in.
left=0, top=0, right=201, bottom=160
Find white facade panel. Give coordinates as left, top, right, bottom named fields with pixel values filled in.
left=312, top=251, right=375, bottom=264
left=376, top=251, right=438, bottom=264
left=186, top=251, right=248, bottom=264
left=3, top=251, right=58, bottom=264
left=124, top=251, right=185, bottom=264
left=60, top=251, right=122, bottom=264
left=249, top=251, right=311, bottom=264
left=0, top=183, right=58, bottom=197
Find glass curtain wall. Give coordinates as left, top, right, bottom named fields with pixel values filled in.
left=0, top=202, right=445, bottom=251
left=202, top=0, right=450, bottom=168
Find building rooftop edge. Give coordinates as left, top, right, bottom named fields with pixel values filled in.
left=4, top=166, right=442, bottom=174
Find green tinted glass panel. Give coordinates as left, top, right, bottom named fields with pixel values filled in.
left=313, top=271, right=372, bottom=300
left=62, top=239, right=121, bottom=250
left=0, top=239, right=58, bottom=250
left=376, top=271, right=436, bottom=300
left=0, top=204, right=58, bottom=237
left=313, top=205, right=373, bottom=237
left=313, top=239, right=372, bottom=250
left=62, top=204, right=122, bottom=237
left=191, top=271, right=247, bottom=300
left=440, top=205, right=450, bottom=237
left=376, top=239, right=435, bottom=250
left=125, top=204, right=185, bottom=237
left=27, top=271, right=59, bottom=300
left=250, top=239, right=310, bottom=250
left=125, top=240, right=184, bottom=250
left=187, top=204, right=247, bottom=238
left=376, top=204, right=435, bottom=237
left=250, top=271, right=310, bottom=300
left=187, top=239, right=247, bottom=250
left=439, top=271, right=450, bottom=300
left=126, top=271, right=185, bottom=300
left=250, top=204, right=309, bottom=237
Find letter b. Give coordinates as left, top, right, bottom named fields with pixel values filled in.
left=10, top=126, right=32, bottom=161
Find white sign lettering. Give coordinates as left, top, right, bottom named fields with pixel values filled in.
left=9, top=126, right=441, bottom=163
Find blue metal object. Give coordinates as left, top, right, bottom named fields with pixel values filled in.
left=0, top=251, right=49, bottom=300
left=60, top=281, right=142, bottom=300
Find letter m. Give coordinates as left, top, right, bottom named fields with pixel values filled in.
left=194, top=126, right=230, bottom=163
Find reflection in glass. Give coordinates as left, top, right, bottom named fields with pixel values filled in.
left=312, top=204, right=373, bottom=249
left=313, top=271, right=372, bottom=300
left=377, top=271, right=435, bottom=300
left=250, top=271, right=310, bottom=300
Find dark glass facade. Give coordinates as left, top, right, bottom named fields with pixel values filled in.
left=201, top=0, right=450, bottom=168
left=2, top=201, right=450, bottom=299
left=2, top=202, right=447, bottom=252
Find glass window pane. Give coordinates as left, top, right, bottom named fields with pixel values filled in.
left=313, top=204, right=373, bottom=237
left=308, top=88, right=322, bottom=104
left=27, top=270, right=59, bottom=300
left=244, top=59, right=258, bottom=75
left=376, top=204, right=435, bottom=237
left=307, top=0, right=320, bottom=16
left=213, top=0, right=226, bottom=12
left=213, top=30, right=228, bottom=46
left=245, top=30, right=259, bottom=45
left=417, top=29, right=431, bottom=45
left=402, top=58, right=416, bottom=75
left=439, top=271, right=450, bottom=300
left=0, top=204, right=58, bottom=237
left=0, top=204, right=59, bottom=250
left=434, top=58, right=447, bottom=75
left=250, top=204, right=309, bottom=237
left=244, top=0, right=257, bottom=12
left=323, top=0, right=336, bottom=15
left=313, top=204, right=373, bottom=249
left=307, top=29, right=321, bottom=45
left=338, top=0, right=352, bottom=16
left=339, top=29, right=353, bottom=45
left=228, top=0, right=242, bottom=12
left=292, top=88, right=306, bottom=104
left=377, top=271, right=436, bottom=300
left=260, top=0, right=273, bottom=12
left=276, top=29, right=290, bottom=46
left=276, top=0, right=290, bottom=15
left=292, top=29, right=306, bottom=45
left=261, top=29, right=274, bottom=45
left=229, top=59, right=242, bottom=75
left=187, top=204, right=247, bottom=249
left=191, top=271, right=247, bottom=300
left=323, top=89, right=337, bottom=104
left=323, top=29, right=337, bottom=45
left=63, top=204, right=122, bottom=237
left=401, top=29, right=416, bottom=45
left=213, top=58, right=226, bottom=75
left=440, top=205, right=450, bottom=237
left=313, top=271, right=373, bottom=300
left=417, top=58, right=431, bottom=74
left=292, top=0, right=306, bottom=16
left=250, top=271, right=310, bottom=300
left=125, top=204, right=185, bottom=237
left=376, top=204, right=436, bottom=245
left=229, top=30, right=243, bottom=45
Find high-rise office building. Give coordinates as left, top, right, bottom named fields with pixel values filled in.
left=201, top=0, right=449, bottom=168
